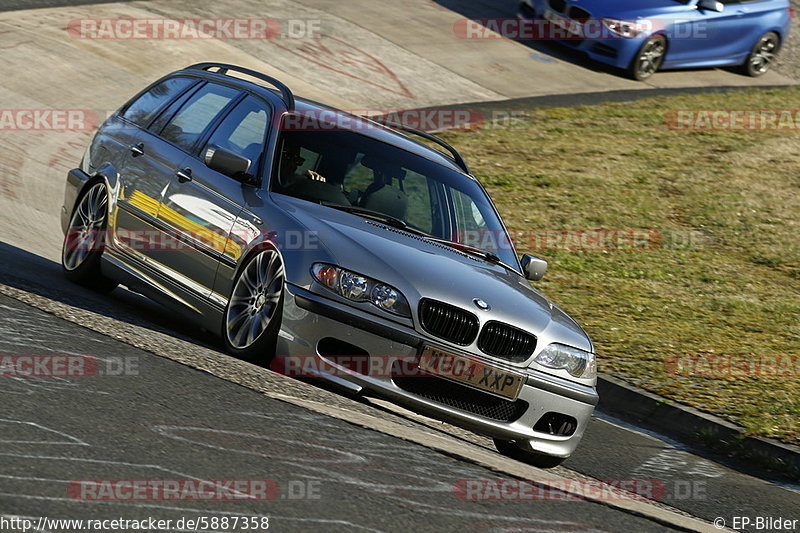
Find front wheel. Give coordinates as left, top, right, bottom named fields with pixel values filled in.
left=627, top=34, right=666, bottom=81
left=61, top=181, right=117, bottom=292
left=493, top=438, right=566, bottom=468
left=223, top=249, right=284, bottom=363
left=742, top=32, right=779, bottom=77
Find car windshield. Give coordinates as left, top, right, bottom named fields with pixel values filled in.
left=270, top=124, right=519, bottom=269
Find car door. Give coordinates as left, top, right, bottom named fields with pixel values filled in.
left=111, top=76, right=198, bottom=255
left=152, top=83, right=260, bottom=302
left=665, top=0, right=759, bottom=66
left=171, top=94, right=273, bottom=306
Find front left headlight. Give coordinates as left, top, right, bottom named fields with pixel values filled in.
left=311, top=263, right=411, bottom=317
left=534, top=343, right=596, bottom=379
left=602, top=18, right=646, bottom=38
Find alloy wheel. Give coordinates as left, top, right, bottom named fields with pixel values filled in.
left=637, top=37, right=666, bottom=79
left=63, top=182, right=108, bottom=271
left=750, top=34, right=778, bottom=75
left=226, top=250, right=284, bottom=350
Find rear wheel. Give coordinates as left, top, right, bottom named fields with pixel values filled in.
left=742, top=32, right=779, bottom=77
left=61, top=181, right=117, bottom=292
left=493, top=438, right=565, bottom=468
left=223, top=249, right=284, bottom=363
left=628, top=34, right=666, bottom=81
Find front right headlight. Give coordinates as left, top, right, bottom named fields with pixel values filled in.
left=534, top=343, right=596, bottom=379
left=311, top=263, right=411, bottom=317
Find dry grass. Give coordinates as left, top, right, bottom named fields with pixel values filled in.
left=439, top=88, right=800, bottom=444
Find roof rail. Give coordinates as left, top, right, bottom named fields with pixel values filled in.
left=375, top=120, right=471, bottom=175
left=187, top=62, right=295, bottom=111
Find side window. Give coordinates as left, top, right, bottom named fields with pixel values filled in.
left=451, top=188, right=488, bottom=231
left=160, top=83, right=240, bottom=152
left=148, top=82, right=203, bottom=135
left=121, top=77, right=195, bottom=127
left=204, top=96, right=270, bottom=174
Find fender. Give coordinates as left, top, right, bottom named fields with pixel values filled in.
left=217, top=207, right=337, bottom=305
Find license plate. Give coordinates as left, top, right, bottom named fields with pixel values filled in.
left=418, top=346, right=523, bottom=400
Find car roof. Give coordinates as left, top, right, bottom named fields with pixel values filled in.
left=173, top=66, right=472, bottom=178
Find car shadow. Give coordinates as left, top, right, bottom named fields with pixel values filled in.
left=432, top=0, right=628, bottom=77
left=0, top=240, right=221, bottom=352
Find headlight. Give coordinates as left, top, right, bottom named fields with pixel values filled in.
left=534, top=343, right=596, bottom=379
left=602, top=18, right=646, bottom=38
left=340, top=271, right=369, bottom=300
left=311, top=263, right=410, bottom=317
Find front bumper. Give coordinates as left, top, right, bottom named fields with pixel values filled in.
left=277, top=283, right=598, bottom=458
left=517, top=2, right=640, bottom=70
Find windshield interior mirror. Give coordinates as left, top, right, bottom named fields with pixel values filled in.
left=697, top=0, right=723, bottom=12
left=205, top=146, right=255, bottom=184
left=520, top=254, right=547, bottom=281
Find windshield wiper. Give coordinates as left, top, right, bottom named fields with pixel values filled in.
left=319, top=202, right=411, bottom=230
left=421, top=236, right=503, bottom=263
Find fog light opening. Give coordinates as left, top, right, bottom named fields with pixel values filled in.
left=317, top=338, right=370, bottom=374
left=533, top=412, right=578, bottom=437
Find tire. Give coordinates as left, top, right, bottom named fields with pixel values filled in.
left=742, top=32, right=780, bottom=77
left=493, top=438, right=566, bottom=469
left=223, top=248, right=284, bottom=363
left=627, top=34, right=667, bottom=81
left=61, top=181, right=118, bottom=293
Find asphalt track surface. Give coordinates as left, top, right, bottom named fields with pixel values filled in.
left=1, top=290, right=683, bottom=533
left=1, top=0, right=799, bottom=531
left=1, top=227, right=799, bottom=531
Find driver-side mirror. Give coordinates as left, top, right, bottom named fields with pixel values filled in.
left=205, top=146, right=255, bottom=184
left=520, top=254, right=548, bottom=281
left=697, top=0, right=723, bottom=12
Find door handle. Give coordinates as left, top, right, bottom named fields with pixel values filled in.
left=176, top=168, right=193, bottom=183
left=129, top=143, right=144, bottom=157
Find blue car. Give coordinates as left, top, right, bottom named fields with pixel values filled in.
left=518, top=0, right=790, bottom=80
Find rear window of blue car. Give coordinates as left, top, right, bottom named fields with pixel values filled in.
left=121, top=77, right=197, bottom=128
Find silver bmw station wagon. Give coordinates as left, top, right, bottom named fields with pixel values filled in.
left=61, top=63, right=598, bottom=467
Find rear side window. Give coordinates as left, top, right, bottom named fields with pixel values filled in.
left=204, top=96, right=271, bottom=173
left=121, top=77, right=195, bottom=127
left=160, top=83, right=240, bottom=152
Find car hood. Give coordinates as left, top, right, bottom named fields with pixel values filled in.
left=572, top=0, right=693, bottom=18
left=274, top=196, right=592, bottom=354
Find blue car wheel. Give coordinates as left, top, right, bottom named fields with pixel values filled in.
left=743, top=32, right=780, bottom=77
left=628, top=34, right=667, bottom=81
